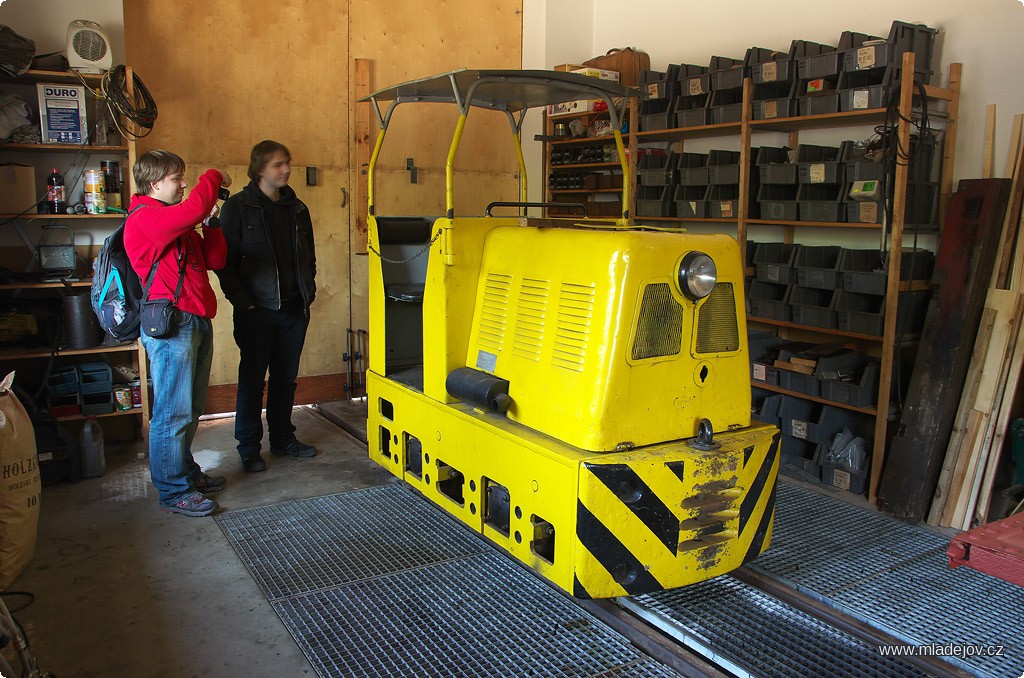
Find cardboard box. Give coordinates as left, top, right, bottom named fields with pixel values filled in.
left=37, top=83, right=88, bottom=144
left=548, top=68, right=620, bottom=117
left=554, top=64, right=585, bottom=72
left=0, top=164, right=37, bottom=214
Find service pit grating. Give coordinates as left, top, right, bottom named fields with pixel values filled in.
left=626, top=575, right=928, bottom=678
left=217, top=484, right=682, bottom=678
left=746, top=481, right=1024, bottom=677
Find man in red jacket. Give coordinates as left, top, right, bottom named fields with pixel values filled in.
left=125, top=149, right=231, bottom=517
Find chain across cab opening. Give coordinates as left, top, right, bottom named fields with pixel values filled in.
left=367, top=228, right=443, bottom=264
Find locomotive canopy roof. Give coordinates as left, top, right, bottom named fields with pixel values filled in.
left=361, top=69, right=638, bottom=113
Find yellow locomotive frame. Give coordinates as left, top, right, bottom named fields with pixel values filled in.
left=362, top=70, right=779, bottom=599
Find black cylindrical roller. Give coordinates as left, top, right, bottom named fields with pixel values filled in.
left=445, top=367, right=512, bottom=414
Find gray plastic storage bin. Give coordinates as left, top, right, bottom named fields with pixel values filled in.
left=81, top=391, right=115, bottom=416
left=677, top=152, right=710, bottom=186
left=752, top=387, right=783, bottom=426
left=748, top=280, right=792, bottom=321
left=798, top=94, right=840, bottom=116
left=47, top=366, right=80, bottom=398
left=840, top=248, right=934, bottom=296
left=707, top=185, right=740, bottom=219
left=676, top=107, right=712, bottom=128
left=821, top=362, right=880, bottom=408
left=835, top=289, right=930, bottom=336
left=797, top=184, right=843, bottom=222
left=799, top=31, right=879, bottom=79
left=795, top=245, right=843, bottom=290
left=673, top=185, right=708, bottom=218
left=707, top=150, right=741, bottom=184
left=710, top=54, right=746, bottom=90
left=77, top=362, right=113, bottom=395
left=780, top=400, right=859, bottom=445
left=779, top=368, right=820, bottom=397
left=755, top=97, right=797, bottom=120
left=758, top=184, right=799, bottom=221
left=754, top=242, right=799, bottom=284
left=789, top=285, right=838, bottom=329
left=635, top=185, right=674, bottom=218
left=842, top=20, right=937, bottom=84
left=821, top=465, right=868, bottom=494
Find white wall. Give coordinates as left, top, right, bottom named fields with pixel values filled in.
left=524, top=0, right=1024, bottom=188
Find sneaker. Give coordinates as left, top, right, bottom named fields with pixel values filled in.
left=241, top=454, right=266, bottom=473
left=269, top=440, right=318, bottom=458
left=193, top=472, right=226, bottom=494
left=160, top=492, right=217, bottom=517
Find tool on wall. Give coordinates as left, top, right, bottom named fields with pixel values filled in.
left=354, top=329, right=368, bottom=397
left=343, top=328, right=354, bottom=396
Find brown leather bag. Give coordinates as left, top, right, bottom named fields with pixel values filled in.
left=584, top=48, right=651, bottom=87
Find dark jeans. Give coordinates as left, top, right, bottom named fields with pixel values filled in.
left=233, top=304, right=309, bottom=458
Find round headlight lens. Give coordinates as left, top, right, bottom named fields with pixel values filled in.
left=678, top=252, right=717, bottom=300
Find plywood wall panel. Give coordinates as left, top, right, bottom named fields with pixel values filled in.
left=125, top=0, right=522, bottom=399
left=124, top=1, right=349, bottom=166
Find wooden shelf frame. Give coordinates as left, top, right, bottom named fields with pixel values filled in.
left=540, top=53, right=960, bottom=504
left=0, top=67, right=150, bottom=440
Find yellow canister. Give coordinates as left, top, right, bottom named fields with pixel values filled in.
left=105, top=191, right=122, bottom=210
left=84, top=169, right=105, bottom=194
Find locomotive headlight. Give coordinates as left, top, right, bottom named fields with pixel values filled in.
left=677, top=251, right=717, bottom=300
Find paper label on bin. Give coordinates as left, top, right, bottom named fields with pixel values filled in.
left=688, top=78, right=704, bottom=96
left=761, top=62, right=778, bottom=82
left=753, top=364, right=767, bottom=381
left=689, top=201, right=697, bottom=213
left=647, top=83, right=659, bottom=98
left=763, top=101, right=777, bottom=119
left=791, top=420, right=809, bottom=440
left=809, top=163, right=826, bottom=183
left=766, top=264, right=780, bottom=282
left=852, top=90, right=869, bottom=109
left=476, top=350, right=497, bottom=373
left=832, top=469, right=852, bottom=491
left=720, top=201, right=733, bottom=217
left=859, top=202, right=878, bottom=222
left=857, top=46, right=875, bottom=70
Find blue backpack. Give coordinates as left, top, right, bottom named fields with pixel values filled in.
left=90, top=206, right=152, bottom=341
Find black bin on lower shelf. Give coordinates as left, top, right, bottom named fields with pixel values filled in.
left=834, top=289, right=930, bottom=336
left=820, top=362, right=880, bottom=408
left=789, top=285, right=838, bottom=329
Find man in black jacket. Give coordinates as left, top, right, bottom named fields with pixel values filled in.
left=217, top=140, right=317, bottom=473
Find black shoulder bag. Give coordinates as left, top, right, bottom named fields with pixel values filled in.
left=139, top=239, right=186, bottom=338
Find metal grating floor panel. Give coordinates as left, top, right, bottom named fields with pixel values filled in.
left=216, top=484, right=489, bottom=600
left=275, top=553, right=680, bottom=678
left=628, top=576, right=927, bottom=678
left=746, top=481, right=1024, bottom=677
left=218, top=485, right=681, bottom=678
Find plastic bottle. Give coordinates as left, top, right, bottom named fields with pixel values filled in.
left=79, top=417, right=106, bottom=479
left=46, top=168, right=66, bottom=214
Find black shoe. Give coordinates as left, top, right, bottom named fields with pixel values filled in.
left=241, top=455, right=266, bottom=473
left=193, top=471, right=226, bottom=494
left=270, top=440, right=318, bottom=458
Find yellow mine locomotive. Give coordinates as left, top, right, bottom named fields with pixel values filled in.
left=363, top=70, right=780, bottom=599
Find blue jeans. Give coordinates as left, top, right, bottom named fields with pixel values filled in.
left=232, top=304, right=309, bottom=458
left=141, top=312, right=213, bottom=504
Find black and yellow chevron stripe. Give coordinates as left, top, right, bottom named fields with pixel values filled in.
left=573, top=429, right=780, bottom=599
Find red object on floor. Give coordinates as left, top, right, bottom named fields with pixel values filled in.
left=947, top=513, right=1024, bottom=587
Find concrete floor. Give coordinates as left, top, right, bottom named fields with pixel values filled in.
left=2, top=403, right=387, bottom=678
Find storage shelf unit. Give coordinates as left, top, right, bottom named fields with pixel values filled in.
left=0, top=68, right=150, bottom=440
left=541, top=52, right=960, bottom=502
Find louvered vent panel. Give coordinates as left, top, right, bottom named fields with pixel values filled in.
left=631, top=283, right=683, bottom=360
left=478, top=272, right=512, bottom=352
left=512, top=278, right=549, bottom=361
left=552, top=283, right=594, bottom=372
left=696, top=283, right=740, bottom=353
